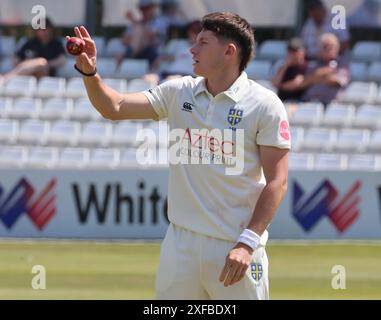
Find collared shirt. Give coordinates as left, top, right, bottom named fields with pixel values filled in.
left=143, top=72, right=291, bottom=243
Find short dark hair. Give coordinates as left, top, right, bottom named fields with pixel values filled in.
left=201, top=12, right=254, bottom=72
left=307, top=0, right=324, bottom=10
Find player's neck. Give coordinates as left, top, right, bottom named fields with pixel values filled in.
left=205, top=68, right=241, bottom=97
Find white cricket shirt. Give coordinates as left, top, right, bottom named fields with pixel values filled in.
left=143, top=72, right=291, bottom=244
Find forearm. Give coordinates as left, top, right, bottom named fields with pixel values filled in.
left=83, top=74, right=122, bottom=119
left=279, top=76, right=304, bottom=91
left=246, top=180, right=288, bottom=236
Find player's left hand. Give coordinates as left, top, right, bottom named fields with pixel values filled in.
left=219, top=243, right=253, bottom=287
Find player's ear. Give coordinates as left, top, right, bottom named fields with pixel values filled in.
left=225, top=43, right=237, bottom=58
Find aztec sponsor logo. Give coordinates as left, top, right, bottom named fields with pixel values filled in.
left=0, top=178, right=57, bottom=230
left=292, top=180, right=362, bottom=233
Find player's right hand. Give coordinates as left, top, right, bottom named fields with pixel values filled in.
left=68, top=26, right=97, bottom=74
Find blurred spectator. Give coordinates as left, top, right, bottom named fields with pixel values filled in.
left=300, top=33, right=350, bottom=105
left=348, top=0, right=381, bottom=28
left=1, top=18, right=65, bottom=83
left=301, top=0, right=350, bottom=60
left=272, top=38, right=308, bottom=102
left=144, top=20, right=201, bottom=86
left=159, top=20, right=201, bottom=78
left=116, top=0, right=165, bottom=67
left=156, top=0, right=186, bottom=39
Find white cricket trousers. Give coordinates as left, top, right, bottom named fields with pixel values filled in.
left=156, top=223, right=269, bottom=300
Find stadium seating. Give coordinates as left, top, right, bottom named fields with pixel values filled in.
left=257, top=40, right=287, bottom=61
left=79, top=121, right=112, bottom=147
left=0, top=119, right=18, bottom=144
left=35, top=77, right=66, bottom=98
left=349, top=62, right=368, bottom=82
left=0, top=146, right=27, bottom=168
left=103, top=78, right=128, bottom=93
left=335, top=128, right=370, bottom=153
left=289, top=153, right=314, bottom=170
left=96, top=58, right=118, bottom=78
left=348, top=154, right=380, bottom=171
left=18, top=119, right=50, bottom=145
left=351, top=41, right=381, bottom=62
left=27, top=146, right=59, bottom=168
left=368, top=130, right=381, bottom=152
left=111, top=122, right=143, bottom=147
left=8, top=97, right=42, bottom=119
left=300, top=127, right=337, bottom=152
left=322, top=103, right=355, bottom=128
left=246, top=60, right=272, bottom=80
left=352, top=105, right=381, bottom=129
left=104, top=38, right=125, bottom=57
left=3, top=76, right=37, bottom=97
left=89, top=148, right=120, bottom=168
left=47, top=120, right=81, bottom=146
left=0, top=36, right=16, bottom=57
left=57, top=147, right=90, bottom=168
left=339, top=81, right=378, bottom=105
left=367, top=62, right=381, bottom=83
left=66, top=77, right=88, bottom=99
left=116, top=59, right=150, bottom=80
left=72, top=98, right=103, bottom=121
left=289, top=102, right=324, bottom=127
left=314, top=154, right=348, bottom=170
left=0, top=57, right=14, bottom=74
left=0, top=97, right=12, bottom=117
left=40, top=98, right=74, bottom=121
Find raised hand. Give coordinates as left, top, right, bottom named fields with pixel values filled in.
left=67, top=26, right=97, bottom=74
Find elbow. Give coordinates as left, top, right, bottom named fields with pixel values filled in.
left=281, top=179, right=288, bottom=196
left=102, top=111, right=120, bottom=121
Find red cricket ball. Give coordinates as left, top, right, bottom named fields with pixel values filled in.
left=66, top=37, right=85, bottom=55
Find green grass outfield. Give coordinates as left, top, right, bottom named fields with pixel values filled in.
left=0, top=240, right=380, bottom=300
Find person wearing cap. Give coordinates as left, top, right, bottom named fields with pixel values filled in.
left=301, top=0, right=350, bottom=60
left=300, top=33, right=350, bottom=106
left=155, top=0, right=185, bottom=39
left=272, top=38, right=308, bottom=102
left=116, top=0, right=164, bottom=67
left=1, top=17, right=66, bottom=83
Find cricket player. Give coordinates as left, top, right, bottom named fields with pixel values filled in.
left=71, top=11, right=290, bottom=300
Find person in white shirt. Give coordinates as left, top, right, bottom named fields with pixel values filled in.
left=69, top=11, right=290, bottom=300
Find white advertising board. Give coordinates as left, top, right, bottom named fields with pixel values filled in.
left=0, top=169, right=380, bottom=240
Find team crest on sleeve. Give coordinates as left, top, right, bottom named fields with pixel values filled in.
left=227, top=108, right=244, bottom=131
left=279, top=120, right=290, bottom=141
left=250, top=263, right=263, bottom=281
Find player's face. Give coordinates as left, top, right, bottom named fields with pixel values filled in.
left=189, top=30, right=227, bottom=78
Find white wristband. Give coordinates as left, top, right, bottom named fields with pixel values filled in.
left=237, top=229, right=261, bottom=250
